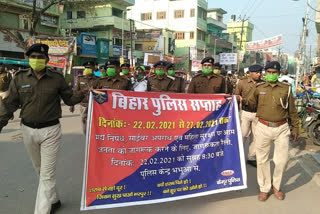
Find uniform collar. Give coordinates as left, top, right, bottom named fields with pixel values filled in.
left=201, top=73, right=218, bottom=79
left=263, top=81, right=283, bottom=88
left=27, top=67, right=53, bottom=78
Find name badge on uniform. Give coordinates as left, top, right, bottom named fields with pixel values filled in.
left=21, top=84, right=31, bottom=88
left=259, top=92, right=266, bottom=95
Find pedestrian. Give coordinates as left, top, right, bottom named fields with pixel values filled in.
left=147, top=61, right=173, bottom=92
left=70, top=61, right=99, bottom=135
left=0, top=62, right=12, bottom=100
left=235, top=64, right=264, bottom=168
left=98, top=58, right=132, bottom=90
left=133, top=65, right=147, bottom=92
left=166, top=62, right=185, bottom=93
left=246, top=61, right=299, bottom=201
left=279, top=69, right=296, bottom=97
left=0, top=44, right=85, bottom=214
left=187, top=57, right=226, bottom=94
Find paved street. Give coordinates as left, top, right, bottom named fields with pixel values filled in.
left=1, top=105, right=320, bottom=214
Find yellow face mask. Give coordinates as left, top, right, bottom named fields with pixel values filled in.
left=29, top=59, right=46, bottom=72
left=83, top=68, right=93, bottom=76
left=213, top=69, right=221, bottom=75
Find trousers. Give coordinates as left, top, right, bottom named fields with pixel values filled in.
left=21, top=123, right=62, bottom=214
left=240, top=110, right=257, bottom=160
left=80, top=105, right=88, bottom=135
left=255, top=121, right=290, bottom=192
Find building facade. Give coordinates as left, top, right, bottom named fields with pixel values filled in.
left=227, top=18, right=254, bottom=51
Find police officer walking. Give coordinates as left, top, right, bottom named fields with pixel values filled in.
left=98, top=58, right=132, bottom=90
left=187, top=57, right=226, bottom=94
left=246, top=61, right=299, bottom=201
left=147, top=61, right=173, bottom=92
left=166, top=62, right=185, bottom=93
left=71, top=61, right=100, bottom=135
left=235, top=64, right=264, bottom=167
left=0, top=62, right=12, bottom=100
left=0, top=44, right=85, bottom=214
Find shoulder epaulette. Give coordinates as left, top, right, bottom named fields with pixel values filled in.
left=48, top=68, right=64, bottom=77
left=255, top=82, right=265, bottom=87
left=167, top=75, right=175, bottom=81
left=279, top=81, right=291, bottom=86
left=14, top=68, right=29, bottom=76
left=193, top=73, right=202, bottom=78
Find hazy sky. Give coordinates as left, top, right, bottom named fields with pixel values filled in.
left=208, top=0, right=318, bottom=57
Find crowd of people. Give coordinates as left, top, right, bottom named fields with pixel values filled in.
left=0, top=43, right=303, bottom=213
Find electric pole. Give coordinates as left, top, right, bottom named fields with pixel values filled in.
left=237, top=15, right=249, bottom=74
left=296, top=0, right=310, bottom=86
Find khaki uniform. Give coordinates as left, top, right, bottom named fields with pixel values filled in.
left=187, top=73, right=226, bottom=94
left=74, top=74, right=99, bottom=135
left=235, top=77, right=264, bottom=160
left=0, top=68, right=84, bottom=214
left=98, top=75, right=132, bottom=90
left=167, top=75, right=185, bottom=93
left=147, top=75, right=173, bottom=92
left=246, top=81, right=299, bottom=193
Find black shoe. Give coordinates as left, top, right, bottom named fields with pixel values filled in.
left=246, top=160, right=257, bottom=168
left=50, top=200, right=61, bottom=214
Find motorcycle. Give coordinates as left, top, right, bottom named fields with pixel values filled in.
left=303, top=103, right=320, bottom=146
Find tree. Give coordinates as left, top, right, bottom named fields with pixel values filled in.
left=0, top=0, right=98, bottom=54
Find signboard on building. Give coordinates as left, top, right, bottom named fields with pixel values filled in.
left=219, top=53, right=238, bottom=65
left=191, top=60, right=202, bottom=72
left=246, top=35, right=282, bottom=51
left=143, top=53, right=163, bottom=66
left=78, top=33, right=97, bottom=55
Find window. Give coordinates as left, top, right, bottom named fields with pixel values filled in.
left=141, top=13, right=152, bottom=21
left=19, top=15, right=30, bottom=30
left=197, top=30, right=206, bottom=41
left=198, top=7, right=206, bottom=20
left=135, top=44, right=143, bottom=51
left=67, top=11, right=72, bottom=20
left=190, top=8, right=195, bottom=17
left=174, top=10, right=184, bottom=18
left=112, top=8, right=123, bottom=18
left=190, top=31, right=194, bottom=39
left=157, top=11, right=166, bottom=20
left=175, top=32, right=185, bottom=40
left=77, top=11, right=86, bottom=19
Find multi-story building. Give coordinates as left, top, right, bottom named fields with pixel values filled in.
left=206, top=8, right=233, bottom=56
left=60, top=0, right=135, bottom=65
left=128, top=0, right=208, bottom=71
left=227, top=17, right=254, bottom=51
left=0, top=0, right=61, bottom=59
left=315, top=0, right=320, bottom=60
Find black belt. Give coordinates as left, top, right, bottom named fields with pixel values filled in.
left=242, top=105, right=256, bottom=113
left=22, top=119, right=59, bottom=129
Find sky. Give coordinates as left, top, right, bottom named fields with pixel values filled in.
left=208, top=0, right=318, bottom=57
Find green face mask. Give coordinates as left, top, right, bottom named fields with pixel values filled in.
left=168, top=70, right=175, bottom=76
left=156, top=69, right=165, bottom=76
left=202, top=68, right=213, bottom=75
left=29, top=59, right=46, bottom=72
left=137, top=75, right=144, bottom=80
left=107, top=68, right=116, bottom=78
left=83, top=68, right=93, bottom=76
left=122, top=69, right=129, bottom=75
left=100, top=72, right=107, bottom=77
left=213, top=69, right=221, bottom=75
left=265, top=74, right=279, bottom=83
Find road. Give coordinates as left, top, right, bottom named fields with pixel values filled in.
left=0, top=105, right=320, bottom=214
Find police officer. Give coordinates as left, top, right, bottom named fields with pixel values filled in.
left=0, top=62, right=12, bottom=100
left=120, top=61, right=132, bottom=80
left=0, top=44, right=84, bottom=214
left=187, top=57, right=226, bottom=94
left=166, top=62, right=185, bottom=93
left=98, top=58, right=132, bottom=90
left=99, top=64, right=107, bottom=77
left=235, top=64, right=264, bottom=167
left=71, top=61, right=99, bottom=135
left=147, top=61, right=173, bottom=92
left=246, top=61, right=299, bottom=201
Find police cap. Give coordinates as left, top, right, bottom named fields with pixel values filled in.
left=121, top=62, right=131, bottom=68
left=154, top=61, right=167, bottom=68
left=26, top=43, right=49, bottom=58
left=83, top=61, right=96, bottom=67
left=249, top=64, right=263, bottom=72
left=214, top=62, right=222, bottom=68
left=166, top=62, right=174, bottom=70
left=105, top=58, right=120, bottom=67
left=201, top=57, right=214, bottom=65
left=265, top=61, right=281, bottom=71
left=136, top=65, right=146, bottom=72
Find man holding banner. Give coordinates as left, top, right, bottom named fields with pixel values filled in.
left=246, top=61, right=299, bottom=201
